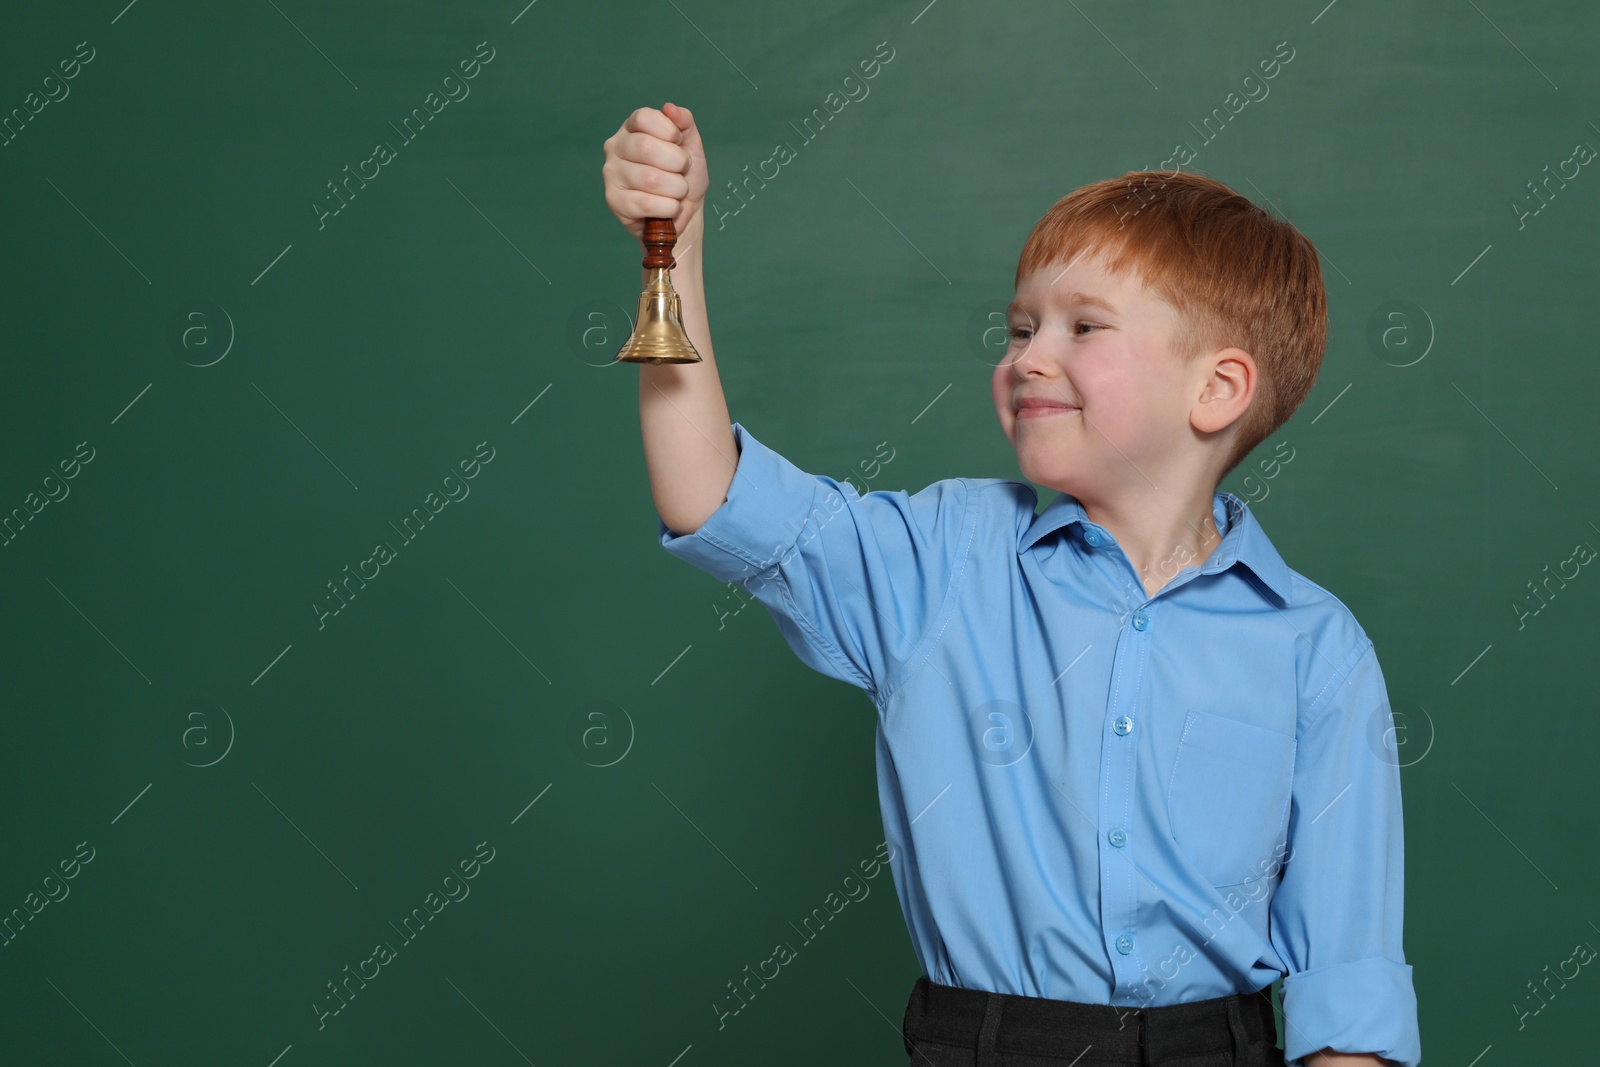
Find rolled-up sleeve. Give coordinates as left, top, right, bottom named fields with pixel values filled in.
left=1269, top=639, right=1421, bottom=1067
left=657, top=421, right=972, bottom=700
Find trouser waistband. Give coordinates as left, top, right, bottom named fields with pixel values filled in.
left=901, top=975, right=1277, bottom=1064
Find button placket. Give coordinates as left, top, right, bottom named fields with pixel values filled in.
left=1079, top=523, right=1140, bottom=617
left=1101, top=588, right=1153, bottom=992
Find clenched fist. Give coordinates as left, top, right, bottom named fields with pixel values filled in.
left=601, top=102, right=709, bottom=248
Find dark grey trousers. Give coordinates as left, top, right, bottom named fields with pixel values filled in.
left=902, top=976, right=1289, bottom=1066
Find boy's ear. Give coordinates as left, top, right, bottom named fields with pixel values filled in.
left=1192, top=346, right=1255, bottom=434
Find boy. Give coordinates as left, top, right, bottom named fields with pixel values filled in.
left=604, top=102, right=1420, bottom=1067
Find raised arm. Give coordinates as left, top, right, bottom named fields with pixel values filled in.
left=602, top=101, right=735, bottom=535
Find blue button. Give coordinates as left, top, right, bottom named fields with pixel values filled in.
left=1085, top=529, right=1101, bottom=546
left=1113, top=715, right=1133, bottom=735
left=1109, top=827, right=1127, bottom=847
left=1115, top=933, right=1134, bottom=955
left=1132, top=610, right=1149, bottom=631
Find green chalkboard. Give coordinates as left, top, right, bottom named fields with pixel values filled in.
left=1, top=1, right=1596, bottom=1063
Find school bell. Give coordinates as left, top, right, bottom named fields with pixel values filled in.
left=614, top=217, right=703, bottom=365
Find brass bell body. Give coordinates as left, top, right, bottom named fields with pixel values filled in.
left=615, top=265, right=703, bottom=364
left=615, top=218, right=703, bottom=365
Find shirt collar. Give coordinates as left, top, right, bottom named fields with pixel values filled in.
left=1018, top=488, right=1294, bottom=606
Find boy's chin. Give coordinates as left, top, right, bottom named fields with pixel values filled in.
left=1018, top=457, right=1082, bottom=494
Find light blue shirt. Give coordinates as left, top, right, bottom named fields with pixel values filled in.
left=658, top=422, right=1420, bottom=1067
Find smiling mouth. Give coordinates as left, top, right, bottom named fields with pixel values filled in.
left=1016, top=404, right=1079, bottom=418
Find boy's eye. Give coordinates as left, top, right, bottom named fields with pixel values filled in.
left=1007, top=322, right=1102, bottom=341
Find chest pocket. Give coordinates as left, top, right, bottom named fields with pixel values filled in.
left=1166, top=709, right=1296, bottom=889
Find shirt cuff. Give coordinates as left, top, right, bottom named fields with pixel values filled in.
left=1280, top=955, right=1420, bottom=1067
left=657, top=421, right=821, bottom=584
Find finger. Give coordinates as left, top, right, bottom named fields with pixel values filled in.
left=610, top=158, right=690, bottom=201
left=622, top=106, right=678, bottom=143
left=614, top=130, right=690, bottom=173
left=612, top=188, right=682, bottom=223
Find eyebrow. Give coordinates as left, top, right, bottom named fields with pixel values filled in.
left=1006, top=291, right=1120, bottom=318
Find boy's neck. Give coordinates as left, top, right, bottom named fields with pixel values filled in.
left=1076, top=488, right=1228, bottom=599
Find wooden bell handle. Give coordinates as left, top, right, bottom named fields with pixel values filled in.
left=640, top=217, right=680, bottom=270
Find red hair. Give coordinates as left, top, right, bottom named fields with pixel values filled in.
left=1013, top=169, right=1327, bottom=484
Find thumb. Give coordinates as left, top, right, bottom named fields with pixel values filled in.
left=663, top=101, right=694, bottom=134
